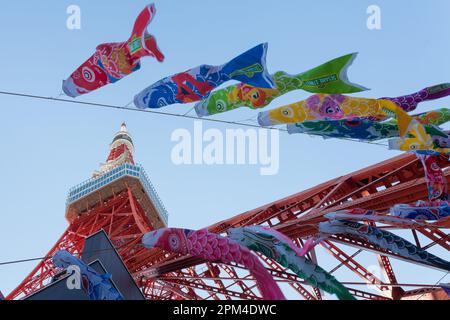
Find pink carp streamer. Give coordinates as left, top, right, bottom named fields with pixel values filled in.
left=142, top=228, right=285, bottom=300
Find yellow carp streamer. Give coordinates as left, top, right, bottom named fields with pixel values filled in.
left=257, top=94, right=393, bottom=126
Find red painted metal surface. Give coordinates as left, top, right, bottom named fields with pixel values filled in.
left=107, top=144, right=134, bottom=164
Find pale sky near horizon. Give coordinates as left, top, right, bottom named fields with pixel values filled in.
left=0, top=0, right=449, bottom=298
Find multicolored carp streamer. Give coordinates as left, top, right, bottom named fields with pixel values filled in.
left=228, top=226, right=355, bottom=300
left=194, top=53, right=368, bottom=117
left=63, top=4, right=164, bottom=98
left=389, top=155, right=449, bottom=221
left=419, top=155, right=448, bottom=201
left=318, top=220, right=450, bottom=271
left=134, top=43, right=275, bottom=109
left=52, top=250, right=124, bottom=300
left=389, top=130, right=450, bottom=154
left=379, top=101, right=450, bottom=154
left=287, top=108, right=450, bottom=142
left=288, top=118, right=398, bottom=140
left=258, top=95, right=394, bottom=126
left=427, top=128, right=450, bottom=149
left=324, top=209, right=431, bottom=228
left=142, top=228, right=285, bottom=300
left=258, top=83, right=450, bottom=126
left=390, top=200, right=450, bottom=221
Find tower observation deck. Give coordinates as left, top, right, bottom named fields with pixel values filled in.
left=65, top=123, right=168, bottom=227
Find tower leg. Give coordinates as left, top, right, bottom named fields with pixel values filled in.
left=7, top=188, right=153, bottom=300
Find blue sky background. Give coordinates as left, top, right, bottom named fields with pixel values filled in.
left=0, top=0, right=449, bottom=298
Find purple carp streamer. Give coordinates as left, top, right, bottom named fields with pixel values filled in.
left=142, top=228, right=286, bottom=300
left=381, top=83, right=450, bottom=112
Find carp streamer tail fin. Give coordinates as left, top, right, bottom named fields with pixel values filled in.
left=383, top=83, right=450, bottom=112
left=299, top=53, right=369, bottom=94
left=128, top=3, right=164, bottom=62
left=222, top=43, right=276, bottom=89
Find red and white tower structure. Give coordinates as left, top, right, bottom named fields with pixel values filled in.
left=7, top=125, right=449, bottom=300
left=8, top=123, right=168, bottom=300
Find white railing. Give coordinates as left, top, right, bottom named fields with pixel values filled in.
left=66, top=164, right=168, bottom=225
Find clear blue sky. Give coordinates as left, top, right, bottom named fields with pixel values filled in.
left=0, top=0, right=449, bottom=298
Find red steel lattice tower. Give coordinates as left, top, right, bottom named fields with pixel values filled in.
left=7, top=125, right=450, bottom=300
left=7, top=123, right=169, bottom=300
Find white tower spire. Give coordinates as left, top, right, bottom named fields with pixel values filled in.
left=93, top=123, right=135, bottom=177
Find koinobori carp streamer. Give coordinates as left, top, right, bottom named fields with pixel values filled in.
left=258, top=84, right=450, bottom=126
left=287, top=108, right=450, bottom=144
left=63, top=3, right=164, bottom=98
left=228, top=226, right=355, bottom=300
left=134, top=43, right=275, bottom=109
left=52, top=250, right=124, bottom=300
left=195, top=53, right=368, bottom=117
left=142, top=228, right=285, bottom=300
left=318, top=220, right=450, bottom=272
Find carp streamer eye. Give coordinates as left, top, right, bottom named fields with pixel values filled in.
left=326, top=106, right=340, bottom=114
left=281, top=107, right=294, bottom=118
left=82, top=67, right=96, bottom=83
left=168, top=233, right=180, bottom=250
left=251, top=92, right=260, bottom=100
left=216, top=100, right=226, bottom=111
left=409, top=143, right=419, bottom=150
left=431, top=163, right=440, bottom=171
